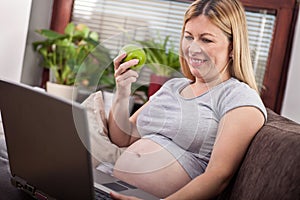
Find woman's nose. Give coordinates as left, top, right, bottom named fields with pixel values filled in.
left=189, top=41, right=202, bottom=55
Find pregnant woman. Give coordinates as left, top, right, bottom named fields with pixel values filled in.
left=108, top=0, right=267, bottom=199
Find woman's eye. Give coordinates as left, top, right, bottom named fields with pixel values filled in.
left=184, top=36, right=193, bottom=40
left=202, top=38, right=212, bottom=43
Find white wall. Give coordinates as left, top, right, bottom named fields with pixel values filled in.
left=281, top=11, right=300, bottom=123
left=0, top=0, right=53, bottom=86
left=0, top=0, right=32, bottom=82
left=0, top=0, right=53, bottom=136
left=21, top=0, right=53, bottom=86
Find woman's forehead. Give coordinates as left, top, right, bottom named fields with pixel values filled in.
left=185, top=15, right=229, bottom=40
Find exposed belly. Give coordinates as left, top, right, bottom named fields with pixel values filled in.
left=113, top=138, right=191, bottom=198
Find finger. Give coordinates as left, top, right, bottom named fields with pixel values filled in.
left=114, top=59, right=139, bottom=77
left=114, top=52, right=127, bottom=70
left=110, top=191, right=141, bottom=200
left=115, top=69, right=139, bottom=81
left=116, top=77, right=139, bottom=89
left=110, top=191, right=127, bottom=200
left=115, top=71, right=139, bottom=88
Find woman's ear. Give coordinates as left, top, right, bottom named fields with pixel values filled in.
left=228, top=43, right=233, bottom=59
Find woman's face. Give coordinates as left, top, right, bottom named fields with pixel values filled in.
left=182, top=15, right=231, bottom=82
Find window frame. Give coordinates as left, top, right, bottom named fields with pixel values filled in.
left=49, top=0, right=298, bottom=113
left=241, top=0, right=298, bottom=113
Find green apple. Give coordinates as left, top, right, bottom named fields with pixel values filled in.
left=120, top=44, right=146, bottom=71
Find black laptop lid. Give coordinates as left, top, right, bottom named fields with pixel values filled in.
left=0, top=79, right=94, bottom=199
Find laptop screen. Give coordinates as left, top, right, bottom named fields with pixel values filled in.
left=0, top=79, right=95, bottom=199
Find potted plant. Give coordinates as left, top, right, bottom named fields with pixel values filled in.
left=33, top=22, right=99, bottom=100
left=137, top=35, right=182, bottom=97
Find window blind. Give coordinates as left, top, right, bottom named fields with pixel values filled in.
left=72, top=0, right=188, bottom=56
left=246, top=10, right=275, bottom=91
left=72, top=0, right=275, bottom=92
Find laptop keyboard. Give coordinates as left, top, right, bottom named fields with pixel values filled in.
left=95, top=187, right=113, bottom=200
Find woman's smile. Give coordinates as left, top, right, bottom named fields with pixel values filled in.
left=189, top=57, right=208, bottom=68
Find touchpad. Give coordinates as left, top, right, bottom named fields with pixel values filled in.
left=102, top=182, right=128, bottom=192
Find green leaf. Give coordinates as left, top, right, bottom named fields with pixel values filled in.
left=74, top=24, right=89, bottom=38
left=89, top=31, right=99, bottom=42
left=163, top=35, right=170, bottom=50
left=36, top=29, right=64, bottom=40
left=62, top=65, right=71, bottom=82
left=32, top=41, right=46, bottom=51
left=56, top=38, right=72, bottom=47
left=64, top=22, right=75, bottom=36
left=39, top=47, right=48, bottom=58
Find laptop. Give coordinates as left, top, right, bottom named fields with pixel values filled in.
left=0, top=79, right=159, bottom=200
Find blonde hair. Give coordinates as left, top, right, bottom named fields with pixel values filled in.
left=179, top=0, right=258, bottom=92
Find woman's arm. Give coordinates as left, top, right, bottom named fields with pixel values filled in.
left=107, top=53, right=146, bottom=147
left=165, top=106, right=265, bottom=200
left=108, top=100, right=149, bottom=147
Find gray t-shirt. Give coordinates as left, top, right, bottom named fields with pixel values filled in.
left=136, top=77, right=267, bottom=179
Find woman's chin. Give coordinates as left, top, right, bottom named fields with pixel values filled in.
left=190, top=67, right=224, bottom=82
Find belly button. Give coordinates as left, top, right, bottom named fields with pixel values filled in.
left=134, top=151, right=141, bottom=158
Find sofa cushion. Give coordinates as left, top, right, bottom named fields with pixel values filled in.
left=81, top=91, right=124, bottom=168
left=217, top=108, right=300, bottom=200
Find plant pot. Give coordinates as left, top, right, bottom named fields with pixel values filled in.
left=148, top=74, right=170, bottom=98
left=46, top=81, right=78, bottom=101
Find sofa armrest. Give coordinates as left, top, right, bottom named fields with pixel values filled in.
left=217, top=108, right=300, bottom=200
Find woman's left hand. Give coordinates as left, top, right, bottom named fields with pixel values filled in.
left=110, top=191, right=142, bottom=200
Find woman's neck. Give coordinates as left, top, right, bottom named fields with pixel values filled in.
left=182, top=75, right=231, bottom=98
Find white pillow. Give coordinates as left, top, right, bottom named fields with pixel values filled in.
left=81, top=91, right=124, bottom=167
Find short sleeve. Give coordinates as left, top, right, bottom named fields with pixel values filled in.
left=218, top=81, right=267, bottom=122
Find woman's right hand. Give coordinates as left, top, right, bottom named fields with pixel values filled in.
left=113, top=52, right=139, bottom=98
left=108, top=52, right=141, bottom=147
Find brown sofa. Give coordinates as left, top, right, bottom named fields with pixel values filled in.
left=217, top=108, right=300, bottom=200
left=0, top=108, right=299, bottom=199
